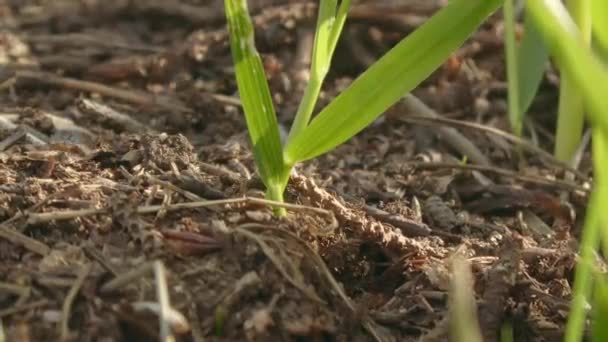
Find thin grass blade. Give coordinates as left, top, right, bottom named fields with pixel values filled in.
left=328, top=0, right=352, bottom=57
left=224, top=0, right=284, bottom=189
left=284, top=0, right=503, bottom=164
left=592, top=0, right=608, bottom=59
left=311, top=0, right=336, bottom=79
left=517, top=14, right=549, bottom=115
left=592, top=274, right=608, bottom=341
left=554, top=0, right=592, bottom=162
left=504, top=0, right=522, bottom=135
left=287, top=0, right=351, bottom=143
left=564, top=128, right=608, bottom=342
left=526, top=0, right=608, bottom=137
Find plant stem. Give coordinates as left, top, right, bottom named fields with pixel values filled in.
left=266, top=182, right=287, bottom=216
left=554, top=0, right=592, bottom=162
left=503, top=0, right=522, bottom=136
left=287, top=76, right=323, bottom=144
left=595, top=130, right=608, bottom=257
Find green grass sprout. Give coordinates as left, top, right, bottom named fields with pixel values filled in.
left=592, top=274, right=608, bottom=341
left=525, top=0, right=608, bottom=134
left=224, top=0, right=502, bottom=215
left=516, top=14, right=549, bottom=117
left=503, top=0, right=522, bottom=136
left=563, top=128, right=608, bottom=342
left=553, top=0, right=592, bottom=163
left=500, top=321, right=514, bottom=342
left=592, top=0, right=608, bottom=60
left=503, top=3, right=550, bottom=137
left=224, top=0, right=290, bottom=214
left=283, top=0, right=503, bottom=163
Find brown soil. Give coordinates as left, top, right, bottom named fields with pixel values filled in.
left=0, top=1, right=591, bottom=341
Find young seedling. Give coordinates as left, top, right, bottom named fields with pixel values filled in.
left=224, top=0, right=503, bottom=216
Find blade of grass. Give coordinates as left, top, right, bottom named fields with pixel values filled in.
left=565, top=128, right=608, bottom=342
left=525, top=0, right=608, bottom=136
left=565, top=190, right=602, bottom=342
left=224, top=0, right=287, bottom=210
left=328, top=0, right=352, bottom=63
left=592, top=275, right=608, bottom=342
left=287, top=0, right=351, bottom=143
left=595, top=130, right=608, bottom=268
left=553, top=0, right=592, bottom=163
left=591, top=0, right=608, bottom=59
left=284, top=0, right=503, bottom=164
left=500, top=321, right=514, bottom=342
left=517, top=14, right=549, bottom=116
left=310, top=0, right=336, bottom=81
left=504, top=0, right=522, bottom=136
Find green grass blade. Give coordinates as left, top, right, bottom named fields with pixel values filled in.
left=566, top=190, right=602, bottom=342
left=328, top=0, right=352, bottom=57
left=287, top=0, right=351, bottom=143
left=284, top=0, right=503, bottom=164
left=504, top=0, right=522, bottom=136
left=592, top=0, right=608, bottom=59
left=554, top=0, right=592, bottom=163
left=565, top=128, right=608, bottom=342
left=311, top=0, right=336, bottom=79
left=224, top=0, right=284, bottom=191
left=525, top=0, right=608, bottom=137
left=592, top=276, right=608, bottom=342
left=517, top=14, right=549, bottom=116
left=595, top=130, right=608, bottom=270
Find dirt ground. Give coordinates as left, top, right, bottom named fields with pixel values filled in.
left=0, top=1, right=593, bottom=341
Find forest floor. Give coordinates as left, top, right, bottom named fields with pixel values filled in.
left=0, top=1, right=592, bottom=341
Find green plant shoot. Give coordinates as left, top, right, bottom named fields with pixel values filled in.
left=516, top=14, right=549, bottom=117
left=504, top=2, right=550, bottom=137
left=287, top=0, right=352, bottom=143
left=224, top=0, right=289, bottom=214
left=225, top=0, right=503, bottom=215
left=592, top=0, right=608, bottom=60
left=503, top=0, right=522, bottom=136
left=553, top=0, right=592, bottom=163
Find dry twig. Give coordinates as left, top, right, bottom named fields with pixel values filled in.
left=0, top=225, right=50, bottom=256
left=77, top=98, right=157, bottom=134
left=406, top=161, right=588, bottom=193
left=153, top=261, right=174, bottom=342
left=241, top=224, right=387, bottom=342
left=14, top=70, right=190, bottom=113
left=60, top=263, right=93, bottom=341
left=397, top=114, right=588, bottom=180
left=235, top=226, right=324, bottom=303
left=26, top=196, right=335, bottom=226
left=0, top=300, right=49, bottom=319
